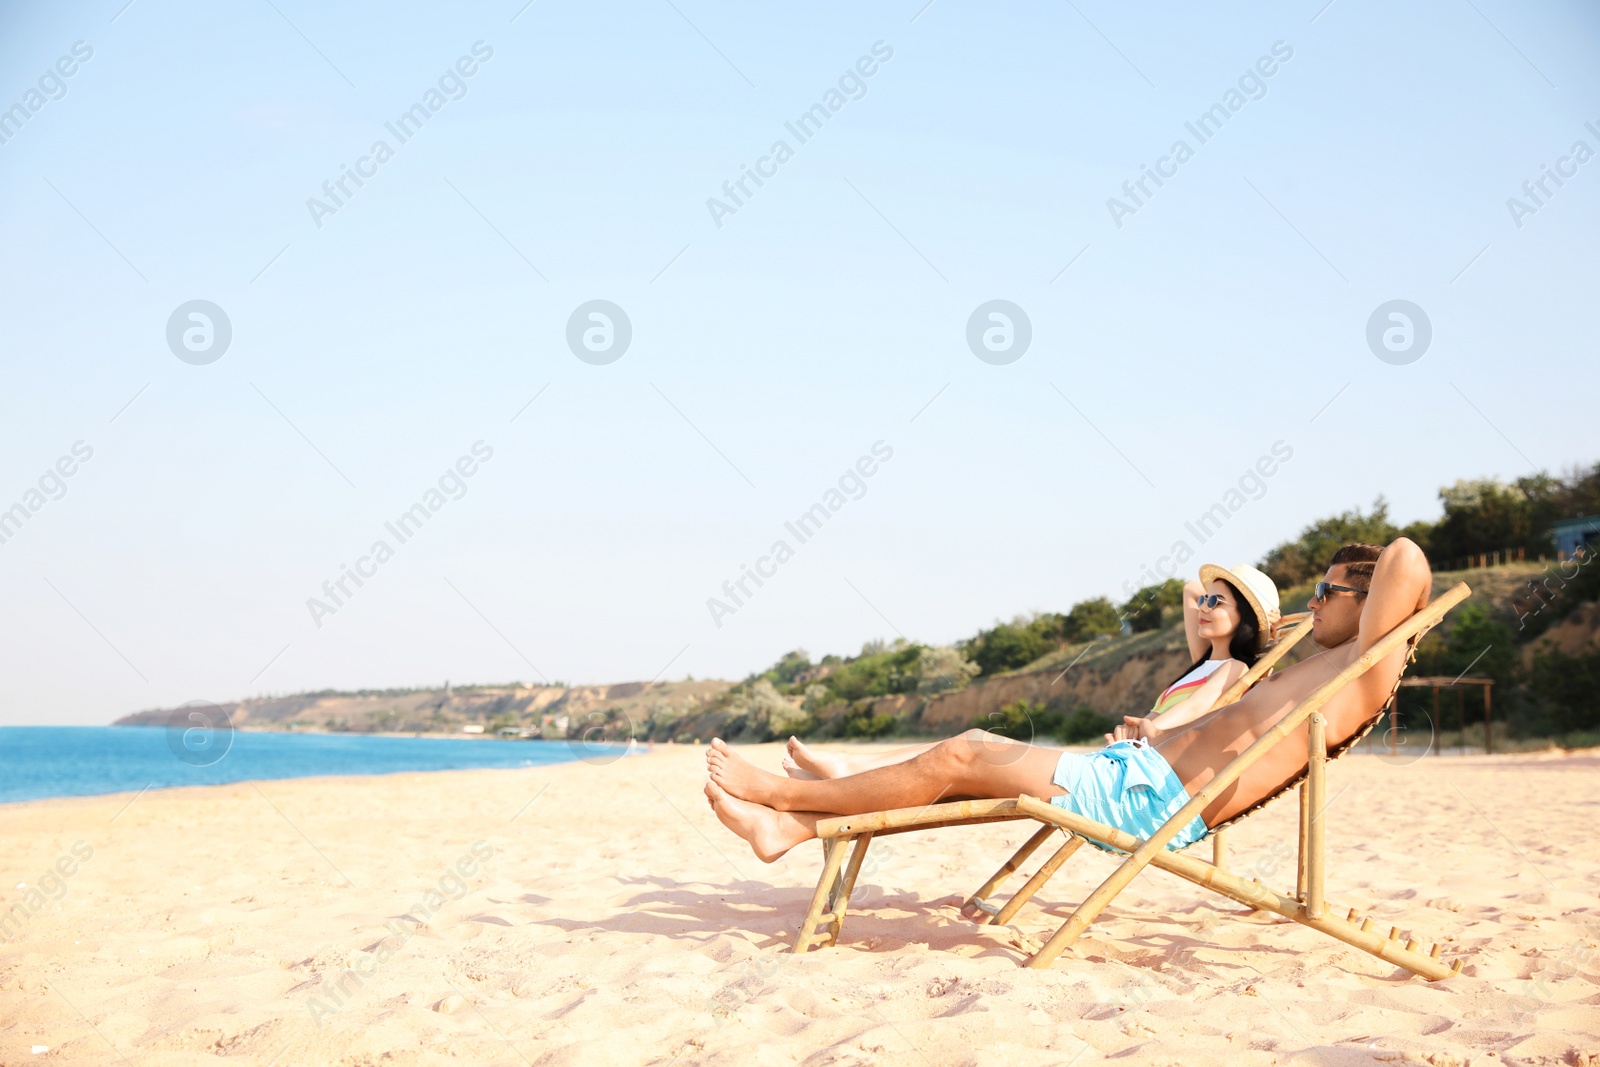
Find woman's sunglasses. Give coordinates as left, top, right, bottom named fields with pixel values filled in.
left=1194, top=594, right=1228, bottom=609
left=1313, top=581, right=1366, bottom=601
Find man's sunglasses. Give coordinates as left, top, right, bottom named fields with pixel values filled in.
left=1313, top=581, right=1366, bottom=601
left=1194, top=594, right=1228, bottom=609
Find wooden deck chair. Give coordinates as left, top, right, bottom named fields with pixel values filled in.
left=793, top=611, right=1315, bottom=954
left=791, top=584, right=1470, bottom=982
left=963, top=609, right=1316, bottom=925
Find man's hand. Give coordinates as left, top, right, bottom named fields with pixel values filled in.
left=1104, top=715, right=1168, bottom=745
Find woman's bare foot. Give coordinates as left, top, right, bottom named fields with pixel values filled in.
left=706, top=738, right=789, bottom=807
left=704, top=780, right=814, bottom=862
left=780, top=756, right=819, bottom=780
left=783, top=736, right=849, bottom=780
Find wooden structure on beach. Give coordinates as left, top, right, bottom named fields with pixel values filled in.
left=1390, top=676, right=1495, bottom=755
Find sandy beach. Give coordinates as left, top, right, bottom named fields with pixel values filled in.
left=2, top=742, right=1596, bottom=1066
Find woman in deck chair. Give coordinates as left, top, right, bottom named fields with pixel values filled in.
left=779, top=563, right=1281, bottom=780
left=705, top=539, right=1432, bottom=862
left=1111, top=563, right=1280, bottom=738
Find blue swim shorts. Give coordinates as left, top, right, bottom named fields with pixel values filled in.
left=1049, top=740, right=1209, bottom=853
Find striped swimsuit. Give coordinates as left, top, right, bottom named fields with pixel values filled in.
left=1149, top=659, right=1226, bottom=716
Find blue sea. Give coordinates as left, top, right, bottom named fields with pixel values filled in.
left=0, top=726, right=619, bottom=804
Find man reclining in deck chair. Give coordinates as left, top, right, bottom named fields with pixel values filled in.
left=705, top=538, right=1431, bottom=862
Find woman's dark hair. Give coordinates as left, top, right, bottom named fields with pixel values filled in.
left=1166, top=579, right=1265, bottom=689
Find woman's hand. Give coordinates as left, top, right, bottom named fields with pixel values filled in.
left=1266, top=607, right=1283, bottom=641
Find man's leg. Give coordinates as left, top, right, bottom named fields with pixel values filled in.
left=783, top=736, right=942, bottom=780
left=708, top=731, right=1065, bottom=816
left=705, top=780, right=824, bottom=862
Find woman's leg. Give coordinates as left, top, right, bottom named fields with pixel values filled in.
left=708, top=731, right=1065, bottom=817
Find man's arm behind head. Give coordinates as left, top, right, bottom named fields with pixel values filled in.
left=1356, top=537, right=1433, bottom=658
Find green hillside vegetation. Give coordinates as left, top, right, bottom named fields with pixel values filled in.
left=666, top=460, right=1600, bottom=749
left=115, top=679, right=731, bottom=739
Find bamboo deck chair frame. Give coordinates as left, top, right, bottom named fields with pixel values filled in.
left=791, top=610, right=1315, bottom=954
left=963, top=609, right=1316, bottom=924
left=791, top=584, right=1470, bottom=982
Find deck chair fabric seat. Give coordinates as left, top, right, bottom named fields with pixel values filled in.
left=789, top=584, right=1471, bottom=982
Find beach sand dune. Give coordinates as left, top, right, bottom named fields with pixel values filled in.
left=1, top=743, right=1596, bottom=1065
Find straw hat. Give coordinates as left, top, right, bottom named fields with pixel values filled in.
left=1197, top=562, right=1281, bottom=639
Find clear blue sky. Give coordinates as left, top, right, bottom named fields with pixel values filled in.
left=1, top=0, right=1595, bottom=723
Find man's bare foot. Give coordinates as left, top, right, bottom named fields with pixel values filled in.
left=704, top=780, right=813, bottom=862
left=783, top=736, right=848, bottom=780
left=706, top=738, right=790, bottom=807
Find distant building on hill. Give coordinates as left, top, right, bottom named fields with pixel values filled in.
left=1551, top=515, right=1600, bottom=560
